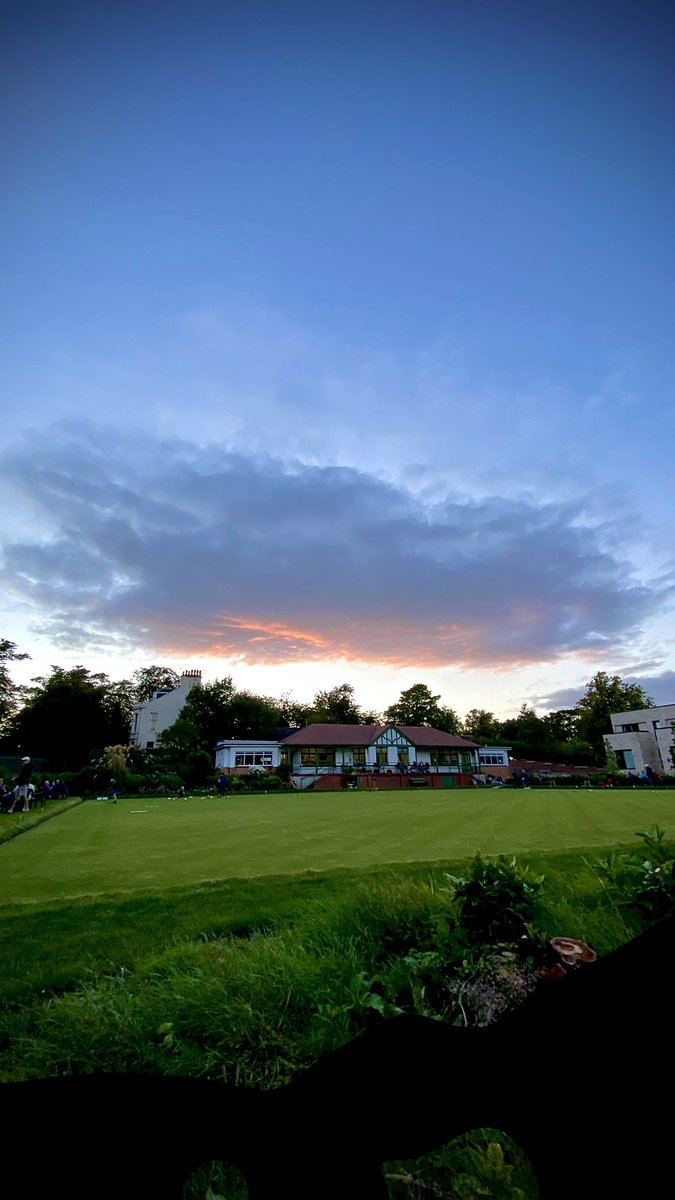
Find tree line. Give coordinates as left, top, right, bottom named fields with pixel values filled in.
left=0, top=638, right=655, bottom=778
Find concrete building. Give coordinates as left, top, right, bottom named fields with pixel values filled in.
left=604, top=703, right=675, bottom=776
left=129, top=670, right=202, bottom=749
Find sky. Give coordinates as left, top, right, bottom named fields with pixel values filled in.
left=1, top=0, right=674, bottom=719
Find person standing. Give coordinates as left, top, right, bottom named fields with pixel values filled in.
left=9, top=757, right=32, bottom=813
left=217, top=771, right=229, bottom=796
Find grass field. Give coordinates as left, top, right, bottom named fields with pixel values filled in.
left=1, top=787, right=672, bottom=905
left=2, top=789, right=671, bottom=1197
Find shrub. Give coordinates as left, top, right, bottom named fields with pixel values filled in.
left=596, top=826, right=675, bottom=920
left=445, top=854, right=544, bottom=944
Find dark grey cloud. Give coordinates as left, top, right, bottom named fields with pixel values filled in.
left=1, top=422, right=672, bottom=670
left=539, top=670, right=675, bottom=712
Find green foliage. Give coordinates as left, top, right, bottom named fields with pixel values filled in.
left=575, top=671, right=654, bottom=759
left=311, top=682, right=365, bottom=724
left=387, top=1133, right=533, bottom=1200
left=386, top=683, right=460, bottom=733
left=596, top=825, right=675, bottom=919
left=6, top=665, right=129, bottom=768
left=101, top=744, right=133, bottom=783
left=462, top=709, right=501, bottom=743
left=156, top=718, right=213, bottom=785
left=131, top=665, right=181, bottom=703
left=445, top=854, right=544, bottom=944
left=0, top=639, right=30, bottom=732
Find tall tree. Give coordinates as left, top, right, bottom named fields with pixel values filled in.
left=8, top=665, right=126, bottom=767
left=156, top=718, right=213, bottom=785
left=278, top=693, right=316, bottom=729
left=312, top=683, right=364, bottom=724
left=180, top=677, right=236, bottom=751
left=180, top=679, right=282, bottom=750
left=131, top=666, right=181, bottom=703
left=575, top=672, right=654, bottom=758
left=385, top=683, right=460, bottom=732
left=0, top=638, right=29, bottom=731
left=462, top=709, right=501, bottom=743
left=543, top=708, right=582, bottom=744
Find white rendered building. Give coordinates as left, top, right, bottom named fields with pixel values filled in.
left=215, top=739, right=282, bottom=774
left=129, top=670, right=202, bottom=749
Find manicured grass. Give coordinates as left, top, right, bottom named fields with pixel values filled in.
left=0, top=787, right=672, bottom=905
left=0, top=797, right=82, bottom=845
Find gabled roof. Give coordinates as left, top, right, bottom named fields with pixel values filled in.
left=279, top=723, right=479, bottom=749
left=395, top=726, right=479, bottom=749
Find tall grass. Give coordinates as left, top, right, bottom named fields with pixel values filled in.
left=2, top=837, right=669, bottom=1199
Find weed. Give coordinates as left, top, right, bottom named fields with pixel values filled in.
left=594, top=825, right=675, bottom=920
left=444, top=855, right=544, bottom=944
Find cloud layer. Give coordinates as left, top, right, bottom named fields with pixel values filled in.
left=1, top=424, right=671, bottom=672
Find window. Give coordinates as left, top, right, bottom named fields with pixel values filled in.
left=376, top=747, right=389, bottom=767
left=432, top=749, right=459, bottom=766
left=300, top=749, right=335, bottom=767
left=350, top=747, right=367, bottom=768
left=621, top=723, right=640, bottom=733
left=615, top=749, right=635, bottom=770
left=234, top=752, right=274, bottom=767
left=146, top=740, right=155, bottom=749
left=480, top=752, right=507, bottom=766
left=149, top=711, right=158, bottom=733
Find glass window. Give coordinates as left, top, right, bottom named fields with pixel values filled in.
left=433, top=749, right=458, bottom=766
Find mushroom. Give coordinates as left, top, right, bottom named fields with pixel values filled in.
left=550, top=937, right=598, bottom=967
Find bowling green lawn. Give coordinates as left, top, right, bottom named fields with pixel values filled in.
left=1, top=785, right=674, bottom=905
left=0, top=786, right=672, bottom=1005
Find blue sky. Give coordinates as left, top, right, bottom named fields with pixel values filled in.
left=1, top=0, right=674, bottom=718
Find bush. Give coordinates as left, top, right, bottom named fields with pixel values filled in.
left=597, top=826, right=675, bottom=919
left=445, top=854, right=544, bottom=944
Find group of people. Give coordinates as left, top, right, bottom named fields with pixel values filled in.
left=0, top=756, right=68, bottom=813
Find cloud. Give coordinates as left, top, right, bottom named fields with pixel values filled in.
left=1, top=422, right=672, bottom=672
left=539, top=670, right=675, bottom=712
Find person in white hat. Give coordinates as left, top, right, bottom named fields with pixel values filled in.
left=9, top=756, right=32, bottom=813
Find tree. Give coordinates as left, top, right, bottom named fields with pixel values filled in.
left=278, top=693, right=316, bottom=729
left=462, top=709, right=501, bottom=743
left=575, top=672, right=654, bottom=759
left=543, top=708, right=582, bottom=744
left=312, top=683, right=364, bottom=724
left=131, top=666, right=181, bottom=703
left=497, top=704, right=551, bottom=757
left=181, top=679, right=281, bottom=752
left=0, top=638, right=29, bottom=731
left=156, top=718, right=213, bottom=786
left=101, top=678, right=136, bottom=740
left=385, top=683, right=460, bottom=732
left=8, top=666, right=126, bottom=768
